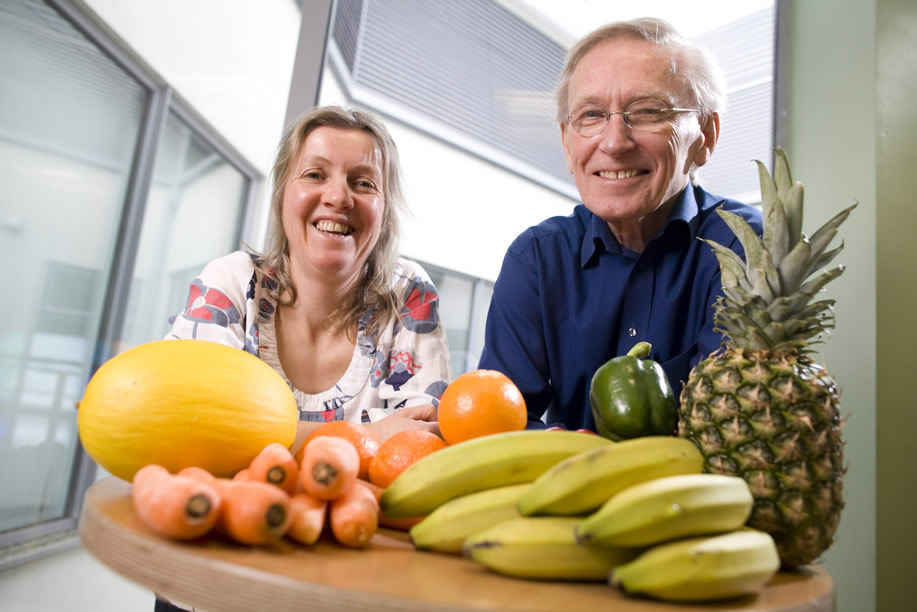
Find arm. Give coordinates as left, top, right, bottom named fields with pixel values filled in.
left=478, top=248, right=554, bottom=428
left=164, top=252, right=254, bottom=352
left=367, top=263, right=452, bottom=441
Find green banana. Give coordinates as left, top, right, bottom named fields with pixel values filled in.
left=611, top=528, right=780, bottom=602
left=576, top=473, right=753, bottom=547
left=380, top=430, right=610, bottom=518
left=516, top=436, right=703, bottom=516
left=464, top=517, right=638, bottom=581
left=409, top=483, right=529, bottom=553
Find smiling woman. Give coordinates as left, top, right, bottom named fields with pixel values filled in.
left=165, top=106, right=453, bottom=449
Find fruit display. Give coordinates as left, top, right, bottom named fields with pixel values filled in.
left=679, top=149, right=852, bottom=566
left=575, top=473, right=752, bottom=547
left=464, top=517, right=638, bottom=581
left=409, top=483, right=529, bottom=553
left=77, top=339, right=298, bottom=481
left=589, top=341, right=677, bottom=440
left=611, top=528, right=780, bottom=602
left=516, top=436, right=703, bottom=516
left=368, top=429, right=447, bottom=488
left=297, top=420, right=380, bottom=481
left=437, top=369, right=527, bottom=445
left=379, top=429, right=611, bottom=518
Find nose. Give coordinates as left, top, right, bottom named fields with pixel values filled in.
left=322, top=176, right=353, bottom=209
left=597, top=112, right=636, bottom=154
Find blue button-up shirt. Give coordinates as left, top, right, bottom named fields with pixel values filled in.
left=478, top=184, right=762, bottom=430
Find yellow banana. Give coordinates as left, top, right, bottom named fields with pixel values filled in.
left=516, top=436, right=703, bottom=516
left=380, top=430, right=610, bottom=518
left=576, top=473, right=753, bottom=547
left=464, top=517, right=638, bottom=581
left=409, top=483, right=529, bottom=553
left=611, top=528, right=780, bottom=602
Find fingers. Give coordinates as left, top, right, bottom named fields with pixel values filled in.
left=397, top=403, right=438, bottom=422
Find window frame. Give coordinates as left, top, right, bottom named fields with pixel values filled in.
left=0, top=0, right=261, bottom=567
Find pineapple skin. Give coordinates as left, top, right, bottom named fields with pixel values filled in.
left=678, top=348, right=845, bottom=567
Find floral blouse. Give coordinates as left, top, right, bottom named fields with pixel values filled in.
left=165, top=251, right=452, bottom=424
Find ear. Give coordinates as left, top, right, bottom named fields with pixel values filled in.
left=560, top=121, right=575, bottom=174
left=692, top=112, right=720, bottom=168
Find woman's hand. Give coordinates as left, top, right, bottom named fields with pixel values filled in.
left=368, top=404, right=441, bottom=443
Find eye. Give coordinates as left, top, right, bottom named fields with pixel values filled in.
left=353, top=178, right=379, bottom=192
left=300, top=170, right=323, bottom=180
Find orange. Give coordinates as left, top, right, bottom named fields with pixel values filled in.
left=368, top=430, right=447, bottom=488
left=437, top=369, right=527, bottom=445
left=298, top=421, right=380, bottom=481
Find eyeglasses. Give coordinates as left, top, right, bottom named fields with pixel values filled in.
left=565, top=101, right=701, bottom=137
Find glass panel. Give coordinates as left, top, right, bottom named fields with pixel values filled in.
left=119, top=112, right=248, bottom=352
left=0, top=0, right=146, bottom=532
left=424, top=268, right=474, bottom=376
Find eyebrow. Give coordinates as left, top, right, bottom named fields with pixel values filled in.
left=570, top=90, right=674, bottom=108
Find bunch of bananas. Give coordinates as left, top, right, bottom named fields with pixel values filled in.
left=381, top=431, right=780, bottom=603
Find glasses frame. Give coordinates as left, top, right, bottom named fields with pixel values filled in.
left=565, top=106, right=701, bottom=137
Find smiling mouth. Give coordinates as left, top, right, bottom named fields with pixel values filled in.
left=314, top=220, right=354, bottom=236
left=597, top=169, right=645, bottom=179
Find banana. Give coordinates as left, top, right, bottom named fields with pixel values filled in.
left=576, top=473, right=753, bottom=547
left=516, top=436, right=703, bottom=516
left=380, top=430, right=611, bottom=518
left=611, top=528, right=780, bottom=602
left=409, top=484, right=529, bottom=553
left=464, top=517, right=638, bottom=581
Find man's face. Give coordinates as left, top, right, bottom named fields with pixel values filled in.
left=561, top=37, right=716, bottom=238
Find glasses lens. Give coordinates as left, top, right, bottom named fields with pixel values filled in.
left=626, top=103, right=672, bottom=131
left=571, top=109, right=606, bottom=137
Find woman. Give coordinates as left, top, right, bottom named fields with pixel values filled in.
left=166, top=106, right=451, bottom=448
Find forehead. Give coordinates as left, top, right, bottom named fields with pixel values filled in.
left=568, top=37, right=686, bottom=105
left=297, top=126, right=383, bottom=174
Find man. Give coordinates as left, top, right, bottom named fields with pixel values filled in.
left=478, top=18, right=762, bottom=430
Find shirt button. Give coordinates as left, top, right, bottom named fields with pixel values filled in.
left=628, top=327, right=637, bottom=337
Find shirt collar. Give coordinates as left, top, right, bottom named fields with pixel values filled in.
left=579, top=184, right=701, bottom=268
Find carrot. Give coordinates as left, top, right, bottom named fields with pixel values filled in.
left=232, top=468, right=252, bottom=481
left=131, top=464, right=220, bottom=540
left=328, top=480, right=379, bottom=548
left=299, top=436, right=360, bottom=500
left=248, top=442, right=299, bottom=494
left=358, top=480, right=426, bottom=531
left=177, top=466, right=217, bottom=484
left=211, top=478, right=292, bottom=545
left=286, top=492, right=328, bottom=545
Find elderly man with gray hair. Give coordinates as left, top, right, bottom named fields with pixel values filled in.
left=479, top=18, right=762, bottom=430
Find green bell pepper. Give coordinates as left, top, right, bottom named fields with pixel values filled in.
left=589, top=341, right=677, bottom=441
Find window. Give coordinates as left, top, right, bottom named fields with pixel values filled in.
left=0, top=0, right=258, bottom=563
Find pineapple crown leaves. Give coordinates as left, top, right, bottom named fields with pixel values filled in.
left=702, top=148, right=857, bottom=352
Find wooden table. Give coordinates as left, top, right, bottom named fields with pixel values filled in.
left=80, top=477, right=835, bottom=612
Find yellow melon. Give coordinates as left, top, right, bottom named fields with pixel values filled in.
left=77, top=339, right=298, bottom=481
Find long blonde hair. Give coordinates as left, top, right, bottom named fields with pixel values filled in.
left=255, top=106, right=406, bottom=339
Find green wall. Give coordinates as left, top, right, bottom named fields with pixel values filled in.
left=784, top=1, right=877, bottom=610
left=876, top=0, right=917, bottom=610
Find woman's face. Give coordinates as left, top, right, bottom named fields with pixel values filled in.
left=281, top=126, right=385, bottom=287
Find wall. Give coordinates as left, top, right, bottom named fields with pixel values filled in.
left=875, top=0, right=917, bottom=609
left=784, top=1, right=877, bottom=611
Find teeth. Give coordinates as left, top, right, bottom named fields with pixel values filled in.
left=599, top=169, right=640, bottom=179
left=315, top=220, right=353, bottom=235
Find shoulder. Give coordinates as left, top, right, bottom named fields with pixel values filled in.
left=393, top=257, right=434, bottom=285
left=694, top=187, right=763, bottom=240
left=507, top=205, right=588, bottom=259
left=201, top=250, right=256, bottom=276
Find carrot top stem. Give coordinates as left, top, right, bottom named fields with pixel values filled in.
left=312, top=462, right=339, bottom=486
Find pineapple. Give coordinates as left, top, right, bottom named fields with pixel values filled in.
left=679, top=148, right=854, bottom=567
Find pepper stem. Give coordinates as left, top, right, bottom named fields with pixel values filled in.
left=626, top=341, right=652, bottom=359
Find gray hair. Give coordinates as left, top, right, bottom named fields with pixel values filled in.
left=256, top=105, right=405, bottom=339
left=555, top=17, right=727, bottom=123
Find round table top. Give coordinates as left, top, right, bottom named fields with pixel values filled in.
left=80, top=477, right=835, bottom=612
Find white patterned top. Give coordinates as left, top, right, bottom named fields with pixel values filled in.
left=165, top=251, right=452, bottom=424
